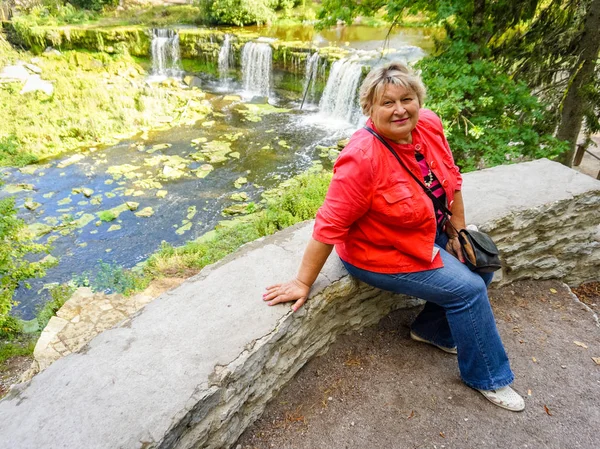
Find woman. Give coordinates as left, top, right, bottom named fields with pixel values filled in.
left=263, top=62, right=524, bottom=412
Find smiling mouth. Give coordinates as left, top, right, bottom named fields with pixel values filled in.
left=393, top=118, right=409, bottom=124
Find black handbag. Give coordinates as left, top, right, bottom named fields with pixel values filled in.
left=363, top=126, right=501, bottom=273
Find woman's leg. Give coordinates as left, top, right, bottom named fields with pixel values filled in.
left=341, top=249, right=514, bottom=390
left=410, top=233, right=495, bottom=350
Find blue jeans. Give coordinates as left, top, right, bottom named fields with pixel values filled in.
left=341, top=233, right=514, bottom=390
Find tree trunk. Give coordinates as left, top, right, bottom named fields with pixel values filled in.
left=557, top=0, right=600, bottom=166
left=469, top=0, right=487, bottom=60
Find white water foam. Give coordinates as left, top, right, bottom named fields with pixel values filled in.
left=218, top=34, right=234, bottom=88
left=149, top=29, right=183, bottom=80
left=317, top=58, right=364, bottom=125
left=241, top=41, right=273, bottom=98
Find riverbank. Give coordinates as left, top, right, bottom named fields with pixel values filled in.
left=0, top=42, right=211, bottom=167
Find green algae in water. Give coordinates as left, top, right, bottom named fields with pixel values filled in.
left=57, top=197, right=72, bottom=206
left=107, top=164, right=141, bottom=180
left=197, top=141, right=232, bottom=164
left=234, top=177, right=248, bottom=189
left=187, top=206, right=197, bottom=220
left=175, top=221, right=193, bottom=235
left=156, top=190, right=168, bottom=198
left=237, top=104, right=291, bottom=122
left=73, top=213, right=95, bottom=228
left=108, top=224, right=122, bottom=232
left=230, top=192, right=249, bottom=202
left=135, top=207, right=154, bottom=218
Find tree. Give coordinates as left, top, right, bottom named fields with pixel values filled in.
left=317, top=0, right=599, bottom=166
left=495, top=0, right=600, bottom=166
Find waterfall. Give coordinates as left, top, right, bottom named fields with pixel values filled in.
left=241, top=41, right=272, bottom=98
left=302, top=52, right=320, bottom=106
left=150, top=29, right=183, bottom=78
left=218, top=34, right=233, bottom=85
left=318, top=58, right=363, bottom=124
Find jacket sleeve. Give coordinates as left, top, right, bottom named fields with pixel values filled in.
left=313, top=145, right=374, bottom=244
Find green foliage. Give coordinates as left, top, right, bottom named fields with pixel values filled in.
left=97, top=211, right=116, bottom=222
left=103, top=5, right=208, bottom=27
left=74, top=261, right=149, bottom=295
left=0, top=192, right=55, bottom=329
left=12, top=3, right=98, bottom=27
left=417, top=41, right=566, bottom=171
left=36, top=283, right=75, bottom=331
left=67, top=0, right=118, bottom=12
left=0, top=135, right=38, bottom=167
left=0, top=315, right=23, bottom=340
left=198, top=0, right=277, bottom=25
left=0, top=339, right=35, bottom=366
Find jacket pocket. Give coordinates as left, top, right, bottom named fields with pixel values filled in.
left=374, top=184, right=418, bottom=226
left=382, top=185, right=413, bottom=203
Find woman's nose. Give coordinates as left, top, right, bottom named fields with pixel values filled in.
left=393, top=102, right=406, bottom=114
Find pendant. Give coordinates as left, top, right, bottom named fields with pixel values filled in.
left=424, top=170, right=434, bottom=188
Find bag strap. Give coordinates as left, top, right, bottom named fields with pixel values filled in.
left=363, top=127, right=457, bottom=233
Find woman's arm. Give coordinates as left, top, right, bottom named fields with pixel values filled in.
left=445, top=190, right=466, bottom=263
left=263, top=238, right=334, bottom=312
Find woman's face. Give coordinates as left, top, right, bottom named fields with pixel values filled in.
left=371, top=84, right=420, bottom=144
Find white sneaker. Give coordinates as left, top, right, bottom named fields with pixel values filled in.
left=410, top=331, right=458, bottom=355
left=477, top=386, right=525, bottom=411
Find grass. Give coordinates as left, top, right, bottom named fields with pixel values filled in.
left=0, top=339, right=35, bottom=366
left=0, top=45, right=210, bottom=167
left=145, top=166, right=332, bottom=278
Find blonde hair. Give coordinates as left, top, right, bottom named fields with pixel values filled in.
left=359, top=62, right=426, bottom=116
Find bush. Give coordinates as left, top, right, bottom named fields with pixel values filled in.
left=0, top=135, right=38, bottom=167
left=36, top=283, right=75, bottom=331
left=0, top=193, right=55, bottom=331
left=74, top=261, right=149, bottom=295
left=199, top=0, right=277, bottom=25
left=0, top=315, right=23, bottom=340
left=416, top=40, right=567, bottom=171
left=67, top=0, right=118, bottom=12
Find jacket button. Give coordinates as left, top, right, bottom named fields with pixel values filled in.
left=442, top=179, right=449, bottom=187
left=430, top=160, right=437, bottom=169
left=415, top=144, right=421, bottom=151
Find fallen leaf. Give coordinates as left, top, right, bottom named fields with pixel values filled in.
left=544, top=405, right=553, bottom=416
left=407, top=410, right=415, bottom=420
left=574, top=341, right=588, bottom=349
left=528, top=389, right=532, bottom=396
left=439, top=431, right=446, bottom=438
left=549, top=288, right=557, bottom=294
left=532, top=357, right=537, bottom=363
left=592, top=357, right=600, bottom=365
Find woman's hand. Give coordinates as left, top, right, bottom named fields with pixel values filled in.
left=263, top=278, right=311, bottom=312
left=446, top=236, right=465, bottom=263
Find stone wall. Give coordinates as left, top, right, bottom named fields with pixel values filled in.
left=0, top=159, right=599, bottom=449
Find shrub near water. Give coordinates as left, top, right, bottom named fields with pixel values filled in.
left=145, top=167, right=332, bottom=277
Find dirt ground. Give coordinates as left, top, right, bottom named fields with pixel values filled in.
left=237, top=280, right=600, bottom=449
left=0, top=355, right=32, bottom=399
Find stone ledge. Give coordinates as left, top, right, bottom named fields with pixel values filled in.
left=0, top=159, right=599, bottom=449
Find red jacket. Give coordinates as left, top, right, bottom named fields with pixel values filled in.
left=313, top=109, right=462, bottom=273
